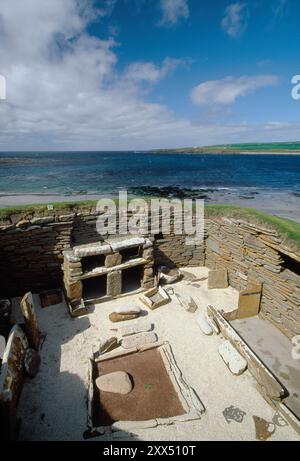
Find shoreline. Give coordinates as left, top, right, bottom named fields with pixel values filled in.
left=2, top=150, right=300, bottom=156
left=150, top=150, right=300, bottom=155
left=0, top=189, right=299, bottom=223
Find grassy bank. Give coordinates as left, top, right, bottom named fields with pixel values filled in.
left=205, top=204, right=300, bottom=247
left=0, top=199, right=300, bottom=249
left=152, top=142, right=300, bottom=154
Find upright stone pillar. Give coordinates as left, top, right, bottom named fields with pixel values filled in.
left=107, top=271, right=122, bottom=297
left=20, top=292, right=41, bottom=350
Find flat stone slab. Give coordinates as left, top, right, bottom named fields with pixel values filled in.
left=109, top=237, right=145, bottom=252
left=196, top=314, right=213, bottom=336
left=96, top=371, right=133, bottom=395
left=208, top=269, right=228, bottom=289
left=99, top=337, right=119, bottom=354
left=119, top=321, right=153, bottom=337
left=218, top=340, right=247, bottom=376
left=237, top=283, right=262, bottom=319
left=175, top=292, right=198, bottom=313
left=121, top=331, right=158, bottom=349
left=74, top=243, right=111, bottom=258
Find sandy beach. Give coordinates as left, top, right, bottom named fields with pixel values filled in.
left=1, top=189, right=299, bottom=223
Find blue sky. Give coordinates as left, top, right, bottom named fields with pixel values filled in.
left=0, top=0, right=299, bottom=150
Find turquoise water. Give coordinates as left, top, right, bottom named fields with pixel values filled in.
left=0, top=151, right=300, bottom=196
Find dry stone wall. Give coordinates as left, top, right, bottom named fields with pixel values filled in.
left=205, top=217, right=300, bottom=339
left=0, top=206, right=204, bottom=297
left=1, top=206, right=299, bottom=340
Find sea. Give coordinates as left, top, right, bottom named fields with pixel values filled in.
left=0, top=151, right=300, bottom=199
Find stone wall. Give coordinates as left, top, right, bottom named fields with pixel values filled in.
left=0, top=206, right=205, bottom=297
left=205, top=217, right=300, bottom=339
left=1, top=206, right=299, bottom=339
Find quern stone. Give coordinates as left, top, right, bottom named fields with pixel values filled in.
left=96, top=371, right=133, bottom=394
left=218, top=340, right=247, bottom=376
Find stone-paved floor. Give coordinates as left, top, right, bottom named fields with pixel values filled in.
left=231, top=316, right=300, bottom=420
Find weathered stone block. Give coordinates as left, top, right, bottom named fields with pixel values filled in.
left=65, top=280, right=82, bottom=301
left=237, top=283, right=262, bottom=319
left=121, top=331, right=158, bottom=349
left=107, top=271, right=122, bottom=297
left=0, top=325, right=29, bottom=440
left=20, top=292, right=41, bottom=350
left=208, top=269, right=228, bottom=289
left=105, top=252, right=122, bottom=268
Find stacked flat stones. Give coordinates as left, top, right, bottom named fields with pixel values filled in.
left=205, top=217, right=300, bottom=339
left=0, top=207, right=205, bottom=298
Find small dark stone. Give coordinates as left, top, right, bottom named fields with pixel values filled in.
left=24, top=348, right=41, bottom=377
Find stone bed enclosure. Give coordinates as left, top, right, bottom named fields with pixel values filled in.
left=0, top=205, right=299, bottom=340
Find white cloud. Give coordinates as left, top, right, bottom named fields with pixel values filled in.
left=124, top=58, right=186, bottom=84
left=0, top=0, right=294, bottom=151
left=221, top=2, right=248, bottom=38
left=159, top=0, right=189, bottom=26
left=191, top=75, right=279, bottom=107
left=0, top=0, right=192, bottom=150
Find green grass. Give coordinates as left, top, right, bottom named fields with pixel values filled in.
left=206, top=205, right=300, bottom=248
left=152, top=142, right=300, bottom=154
left=1, top=200, right=300, bottom=249
left=0, top=200, right=98, bottom=218
left=201, top=142, right=300, bottom=152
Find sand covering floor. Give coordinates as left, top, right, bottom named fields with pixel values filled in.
left=16, top=267, right=300, bottom=441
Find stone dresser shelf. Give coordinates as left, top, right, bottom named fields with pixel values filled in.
left=80, top=258, right=148, bottom=280
left=62, top=236, right=155, bottom=306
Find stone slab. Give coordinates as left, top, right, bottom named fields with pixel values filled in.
left=218, top=340, right=247, bottom=375
left=208, top=269, right=229, bottom=289
left=107, top=271, right=122, bottom=298
left=237, top=283, right=262, bottom=319
left=20, top=292, right=41, bottom=350
left=196, top=314, right=213, bottom=336
left=119, top=321, right=153, bottom=337
left=175, top=292, right=198, bottom=313
left=105, top=253, right=122, bottom=268
left=207, top=305, right=286, bottom=400
left=121, top=331, right=158, bottom=349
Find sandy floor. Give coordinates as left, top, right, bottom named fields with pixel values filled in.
left=17, top=267, right=300, bottom=441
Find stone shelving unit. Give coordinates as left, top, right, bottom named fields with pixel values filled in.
left=205, top=217, right=300, bottom=339
left=62, top=236, right=155, bottom=304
